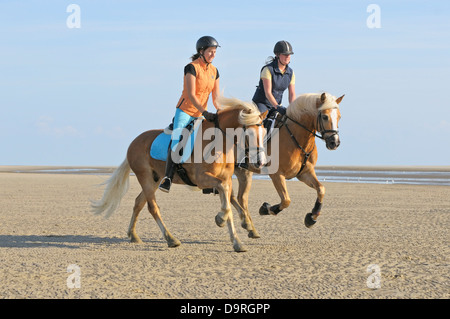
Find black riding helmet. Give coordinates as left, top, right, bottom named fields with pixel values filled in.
left=196, top=36, right=220, bottom=52
left=273, top=40, right=294, bottom=55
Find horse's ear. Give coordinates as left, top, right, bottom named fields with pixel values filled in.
left=260, top=110, right=269, bottom=119
left=317, top=93, right=327, bottom=108
left=336, top=94, right=345, bottom=104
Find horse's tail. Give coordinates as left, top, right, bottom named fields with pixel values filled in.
left=91, top=158, right=131, bottom=218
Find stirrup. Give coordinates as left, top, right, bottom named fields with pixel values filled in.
left=202, top=188, right=219, bottom=195
left=237, top=157, right=249, bottom=170
left=158, top=177, right=171, bottom=193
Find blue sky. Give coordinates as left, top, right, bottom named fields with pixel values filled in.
left=1, top=0, right=449, bottom=166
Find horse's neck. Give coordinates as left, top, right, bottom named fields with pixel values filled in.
left=218, top=109, right=241, bottom=130
left=275, top=113, right=316, bottom=151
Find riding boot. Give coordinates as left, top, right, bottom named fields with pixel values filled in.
left=159, top=149, right=175, bottom=193
left=263, top=110, right=277, bottom=140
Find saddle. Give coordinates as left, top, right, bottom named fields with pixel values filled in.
left=151, top=118, right=219, bottom=193
left=150, top=118, right=200, bottom=163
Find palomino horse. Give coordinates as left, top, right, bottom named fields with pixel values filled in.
left=91, top=97, right=266, bottom=252
left=231, top=92, right=344, bottom=238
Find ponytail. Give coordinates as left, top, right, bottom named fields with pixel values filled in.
left=190, top=52, right=202, bottom=61
left=265, top=55, right=277, bottom=64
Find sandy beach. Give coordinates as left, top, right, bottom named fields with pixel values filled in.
left=0, top=166, right=448, bottom=299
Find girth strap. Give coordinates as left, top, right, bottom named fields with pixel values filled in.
left=174, top=163, right=197, bottom=187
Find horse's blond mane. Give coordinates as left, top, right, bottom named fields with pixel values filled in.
left=287, top=93, right=339, bottom=121
left=217, top=96, right=261, bottom=125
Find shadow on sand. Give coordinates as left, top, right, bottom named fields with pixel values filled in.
left=0, top=234, right=222, bottom=249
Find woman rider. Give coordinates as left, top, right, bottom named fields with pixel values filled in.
left=252, top=40, right=296, bottom=130
left=159, top=36, right=221, bottom=193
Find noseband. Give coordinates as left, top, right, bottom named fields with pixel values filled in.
left=284, top=109, right=339, bottom=142
left=316, top=110, right=339, bottom=143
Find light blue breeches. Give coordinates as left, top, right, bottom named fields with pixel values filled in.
left=170, top=108, right=198, bottom=152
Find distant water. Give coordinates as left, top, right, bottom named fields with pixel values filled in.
left=251, top=169, right=450, bottom=186
left=8, top=167, right=450, bottom=186
left=316, top=169, right=450, bottom=186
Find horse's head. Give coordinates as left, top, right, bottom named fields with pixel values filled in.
left=240, top=109, right=268, bottom=169
left=217, top=97, right=268, bottom=169
left=316, top=93, right=344, bottom=150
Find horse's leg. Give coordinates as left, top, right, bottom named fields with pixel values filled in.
left=217, top=178, right=247, bottom=252
left=232, top=168, right=260, bottom=238
left=259, top=173, right=291, bottom=216
left=298, top=169, right=325, bottom=228
left=136, top=171, right=181, bottom=248
left=127, top=191, right=146, bottom=243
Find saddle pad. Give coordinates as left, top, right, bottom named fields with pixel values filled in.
left=150, top=119, right=202, bottom=163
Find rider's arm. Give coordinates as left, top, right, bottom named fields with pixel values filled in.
left=288, top=72, right=296, bottom=104
left=212, top=70, right=221, bottom=111
left=261, top=67, right=281, bottom=108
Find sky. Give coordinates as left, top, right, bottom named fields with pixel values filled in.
left=1, top=0, right=449, bottom=166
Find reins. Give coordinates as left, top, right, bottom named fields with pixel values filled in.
left=278, top=109, right=339, bottom=175
left=283, top=120, right=314, bottom=175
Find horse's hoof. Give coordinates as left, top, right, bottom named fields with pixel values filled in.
left=130, top=237, right=143, bottom=244
left=248, top=230, right=261, bottom=239
left=241, top=220, right=250, bottom=231
left=304, top=213, right=317, bottom=228
left=233, top=241, right=247, bottom=252
left=168, top=238, right=181, bottom=248
left=128, top=231, right=143, bottom=244
left=215, top=214, right=226, bottom=227
left=259, top=202, right=271, bottom=215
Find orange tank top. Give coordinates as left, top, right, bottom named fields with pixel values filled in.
left=176, top=58, right=217, bottom=118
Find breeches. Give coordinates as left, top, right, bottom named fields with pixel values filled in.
left=171, top=108, right=198, bottom=152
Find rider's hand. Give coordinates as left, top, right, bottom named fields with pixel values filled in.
left=202, top=111, right=216, bottom=122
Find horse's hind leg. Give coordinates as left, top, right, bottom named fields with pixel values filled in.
left=127, top=191, right=146, bottom=243
left=147, top=193, right=181, bottom=247
left=136, top=171, right=181, bottom=248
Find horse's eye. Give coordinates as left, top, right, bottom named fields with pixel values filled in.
left=322, top=115, right=329, bottom=121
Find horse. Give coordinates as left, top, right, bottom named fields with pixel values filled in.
left=230, top=92, right=344, bottom=238
left=91, top=97, right=267, bottom=252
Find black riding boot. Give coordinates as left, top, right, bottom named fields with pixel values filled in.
left=159, top=149, right=175, bottom=193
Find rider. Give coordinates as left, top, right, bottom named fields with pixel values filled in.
left=159, top=36, right=221, bottom=193
left=252, top=40, right=296, bottom=132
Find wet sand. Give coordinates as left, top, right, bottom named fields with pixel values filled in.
left=0, top=167, right=448, bottom=299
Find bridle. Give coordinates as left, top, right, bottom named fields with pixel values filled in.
left=280, top=108, right=339, bottom=174
left=284, top=109, right=339, bottom=142
left=214, top=113, right=265, bottom=167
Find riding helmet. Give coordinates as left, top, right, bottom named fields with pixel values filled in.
left=273, top=40, right=294, bottom=55
left=196, top=36, right=220, bottom=52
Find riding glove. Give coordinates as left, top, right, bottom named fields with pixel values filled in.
left=202, top=111, right=216, bottom=122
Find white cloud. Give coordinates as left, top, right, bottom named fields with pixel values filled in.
left=36, top=116, right=83, bottom=138
left=94, top=126, right=125, bottom=138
